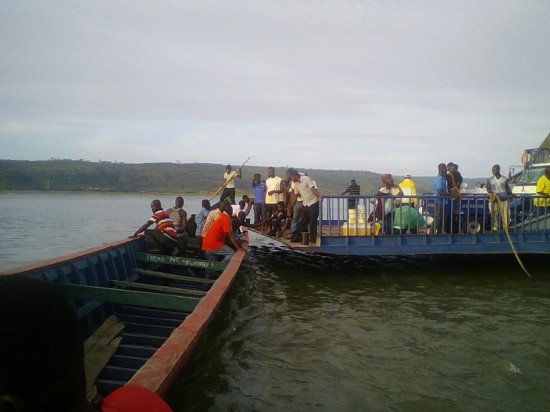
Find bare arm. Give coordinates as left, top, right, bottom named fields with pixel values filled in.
left=132, top=220, right=152, bottom=237
left=227, top=230, right=244, bottom=251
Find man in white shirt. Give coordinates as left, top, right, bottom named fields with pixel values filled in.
left=287, top=168, right=321, bottom=244
left=264, top=167, right=283, bottom=226
left=220, top=164, right=241, bottom=205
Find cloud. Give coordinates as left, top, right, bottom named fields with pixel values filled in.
left=1, top=1, right=550, bottom=176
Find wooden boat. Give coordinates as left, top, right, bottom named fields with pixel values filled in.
left=0, top=234, right=247, bottom=404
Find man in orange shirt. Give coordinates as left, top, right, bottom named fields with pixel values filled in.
left=202, top=203, right=244, bottom=275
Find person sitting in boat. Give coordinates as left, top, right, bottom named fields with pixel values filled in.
left=195, top=199, right=211, bottom=247
left=376, top=174, right=403, bottom=235
left=201, top=201, right=226, bottom=238
left=341, top=179, right=361, bottom=209
left=132, top=199, right=179, bottom=255
left=268, top=201, right=288, bottom=237
left=202, top=203, right=244, bottom=276
left=231, top=211, right=262, bottom=240
left=166, top=196, right=188, bottom=234
left=220, top=164, right=241, bottom=205
left=486, top=164, right=515, bottom=232
left=166, top=196, right=188, bottom=253
left=231, top=199, right=246, bottom=217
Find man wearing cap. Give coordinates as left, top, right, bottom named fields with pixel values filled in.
left=220, top=164, right=241, bottom=205
left=399, top=174, right=417, bottom=208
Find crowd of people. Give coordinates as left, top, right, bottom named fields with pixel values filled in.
left=131, top=162, right=550, bottom=259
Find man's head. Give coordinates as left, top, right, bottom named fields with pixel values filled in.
left=218, top=200, right=227, bottom=212
left=438, top=163, right=448, bottom=175
left=239, top=200, right=246, bottom=210
left=237, top=211, right=246, bottom=221
left=286, top=168, right=301, bottom=182
left=242, top=195, right=250, bottom=203
left=351, top=179, right=357, bottom=186
left=381, top=173, right=393, bottom=187
left=0, top=276, right=88, bottom=412
left=267, top=167, right=275, bottom=178
left=175, top=196, right=184, bottom=208
left=223, top=203, right=233, bottom=216
left=405, top=174, right=411, bottom=180
left=151, top=199, right=162, bottom=212
left=201, top=199, right=211, bottom=209
left=492, top=164, right=501, bottom=177
left=253, top=173, right=261, bottom=182
left=447, top=162, right=456, bottom=173
left=226, top=165, right=232, bottom=172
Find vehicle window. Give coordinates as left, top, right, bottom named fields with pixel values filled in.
left=517, top=167, right=546, bottom=184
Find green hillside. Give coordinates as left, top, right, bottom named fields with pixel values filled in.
left=0, top=159, right=485, bottom=196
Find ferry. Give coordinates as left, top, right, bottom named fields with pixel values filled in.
left=0, top=234, right=247, bottom=405
left=271, top=193, right=550, bottom=257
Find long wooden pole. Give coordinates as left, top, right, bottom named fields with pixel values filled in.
left=209, top=156, right=251, bottom=202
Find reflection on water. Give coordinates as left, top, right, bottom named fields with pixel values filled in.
left=167, top=233, right=550, bottom=411
left=2, top=194, right=549, bottom=411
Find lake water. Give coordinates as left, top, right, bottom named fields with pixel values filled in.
left=1, top=193, right=549, bottom=411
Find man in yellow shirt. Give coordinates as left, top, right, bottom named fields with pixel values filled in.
left=534, top=167, right=550, bottom=209
left=399, top=174, right=418, bottom=208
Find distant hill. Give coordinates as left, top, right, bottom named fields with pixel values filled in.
left=0, top=159, right=485, bottom=196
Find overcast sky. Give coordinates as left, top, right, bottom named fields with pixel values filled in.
left=1, top=1, right=549, bottom=177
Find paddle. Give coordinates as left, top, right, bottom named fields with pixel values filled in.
left=209, top=156, right=251, bottom=202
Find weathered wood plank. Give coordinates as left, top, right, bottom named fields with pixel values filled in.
left=109, top=280, right=207, bottom=297
left=56, top=283, right=199, bottom=312
left=83, top=315, right=124, bottom=401
left=134, top=268, right=215, bottom=284
left=135, top=252, right=226, bottom=271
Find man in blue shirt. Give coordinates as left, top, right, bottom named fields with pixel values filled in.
left=433, top=163, right=451, bottom=234
left=252, top=173, right=267, bottom=224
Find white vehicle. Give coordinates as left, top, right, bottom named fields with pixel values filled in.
left=509, top=132, right=550, bottom=195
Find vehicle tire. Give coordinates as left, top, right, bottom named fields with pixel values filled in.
left=467, top=221, right=481, bottom=234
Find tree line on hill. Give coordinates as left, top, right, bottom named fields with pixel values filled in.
left=0, top=159, right=483, bottom=196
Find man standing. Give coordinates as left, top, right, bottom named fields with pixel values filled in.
left=341, top=179, right=361, bottom=209
left=534, top=167, right=550, bottom=215
left=265, top=167, right=283, bottom=228
left=220, top=164, right=241, bottom=205
left=251, top=173, right=267, bottom=223
left=287, top=168, right=321, bottom=244
left=433, top=164, right=451, bottom=234
left=132, top=199, right=179, bottom=255
left=399, top=174, right=417, bottom=208
left=202, top=203, right=244, bottom=275
left=486, top=164, right=514, bottom=232
left=377, top=174, right=403, bottom=235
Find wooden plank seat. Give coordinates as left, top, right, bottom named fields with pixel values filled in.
left=83, top=315, right=124, bottom=401
left=109, top=279, right=207, bottom=297
left=56, top=283, right=199, bottom=312
left=134, top=267, right=215, bottom=284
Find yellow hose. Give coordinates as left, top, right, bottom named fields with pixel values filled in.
left=488, top=193, right=532, bottom=278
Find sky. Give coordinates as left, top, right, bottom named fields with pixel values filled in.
left=1, top=1, right=549, bottom=178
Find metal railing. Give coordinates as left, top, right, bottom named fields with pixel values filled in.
left=320, top=194, right=550, bottom=237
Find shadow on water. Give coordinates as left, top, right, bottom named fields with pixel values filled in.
left=166, top=235, right=550, bottom=412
